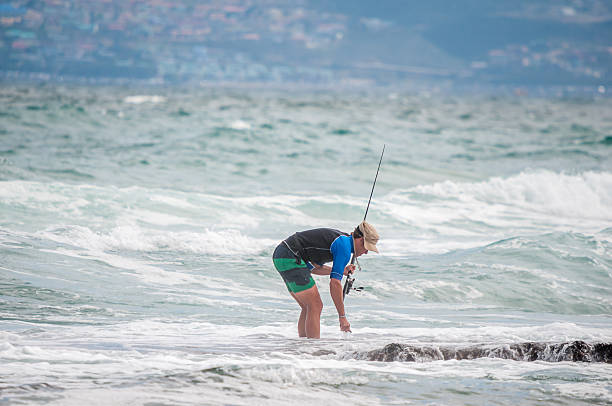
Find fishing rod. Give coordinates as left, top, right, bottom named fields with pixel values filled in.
left=343, top=144, right=385, bottom=299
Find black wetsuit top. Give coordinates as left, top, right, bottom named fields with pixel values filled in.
left=284, top=228, right=349, bottom=266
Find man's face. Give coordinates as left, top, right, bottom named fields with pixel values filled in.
left=355, top=237, right=368, bottom=257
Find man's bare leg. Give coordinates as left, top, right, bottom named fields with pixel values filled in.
left=290, top=292, right=307, bottom=337
left=292, top=285, right=323, bottom=339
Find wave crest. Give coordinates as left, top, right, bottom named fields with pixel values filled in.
left=38, top=224, right=273, bottom=256
left=402, top=170, right=612, bottom=220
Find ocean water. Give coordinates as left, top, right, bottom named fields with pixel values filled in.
left=0, top=85, right=611, bottom=405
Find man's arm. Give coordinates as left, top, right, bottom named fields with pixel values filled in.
left=330, top=279, right=351, bottom=332
left=328, top=236, right=354, bottom=332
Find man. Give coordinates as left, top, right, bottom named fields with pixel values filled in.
left=272, top=221, right=380, bottom=338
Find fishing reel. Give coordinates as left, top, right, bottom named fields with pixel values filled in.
left=342, top=274, right=364, bottom=298
left=342, top=257, right=364, bottom=299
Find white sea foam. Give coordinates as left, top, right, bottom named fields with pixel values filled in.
left=3, top=317, right=610, bottom=406
left=398, top=170, right=612, bottom=221
left=554, top=382, right=612, bottom=401
left=379, top=237, right=492, bottom=255
left=37, top=223, right=274, bottom=256
left=149, top=194, right=197, bottom=209
left=3, top=173, right=611, bottom=260
left=0, top=180, right=345, bottom=230
left=40, top=246, right=174, bottom=280
left=229, top=120, right=251, bottom=130
left=67, top=319, right=612, bottom=351
left=0, top=180, right=85, bottom=205
left=367, top=279, right=484, bottom=300
left=354, top=321, right=612, bottom=345
left=126, top=209, right=190, bottom=226
left=37, top=246, right=277, bottom=289
left=376, top=170, right=612, bottom=255
left=123, top=95, right=166, bottom=104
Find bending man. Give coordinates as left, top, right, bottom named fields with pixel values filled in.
left=272, top=221, right=379, bottom=338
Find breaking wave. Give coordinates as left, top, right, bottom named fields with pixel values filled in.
left=384, top=170, right=612, bottom=227
left=36, top=224, right=274, bottom=256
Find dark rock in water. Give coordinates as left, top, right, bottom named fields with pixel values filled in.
left=367, top=343, right=414, bottom=362
left=311, top=349, right=336, bottom=356
left=593, top=343, right=612, bottom=363
left=350, top=341, right=612, bottom=363
left=557, top=340, right=591, bottom=362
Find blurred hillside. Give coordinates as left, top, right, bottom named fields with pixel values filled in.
left=1, top=0, right=610, bottom=88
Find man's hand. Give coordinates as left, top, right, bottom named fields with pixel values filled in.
left=344, top=264, right=356, bottom=275
left=339, top=316, right=351, bottom=332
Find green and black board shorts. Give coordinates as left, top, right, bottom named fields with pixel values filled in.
left=272, top=242, right=315, bottom=293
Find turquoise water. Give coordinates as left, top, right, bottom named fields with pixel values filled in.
left=1, top=85, right=611, bottom=405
